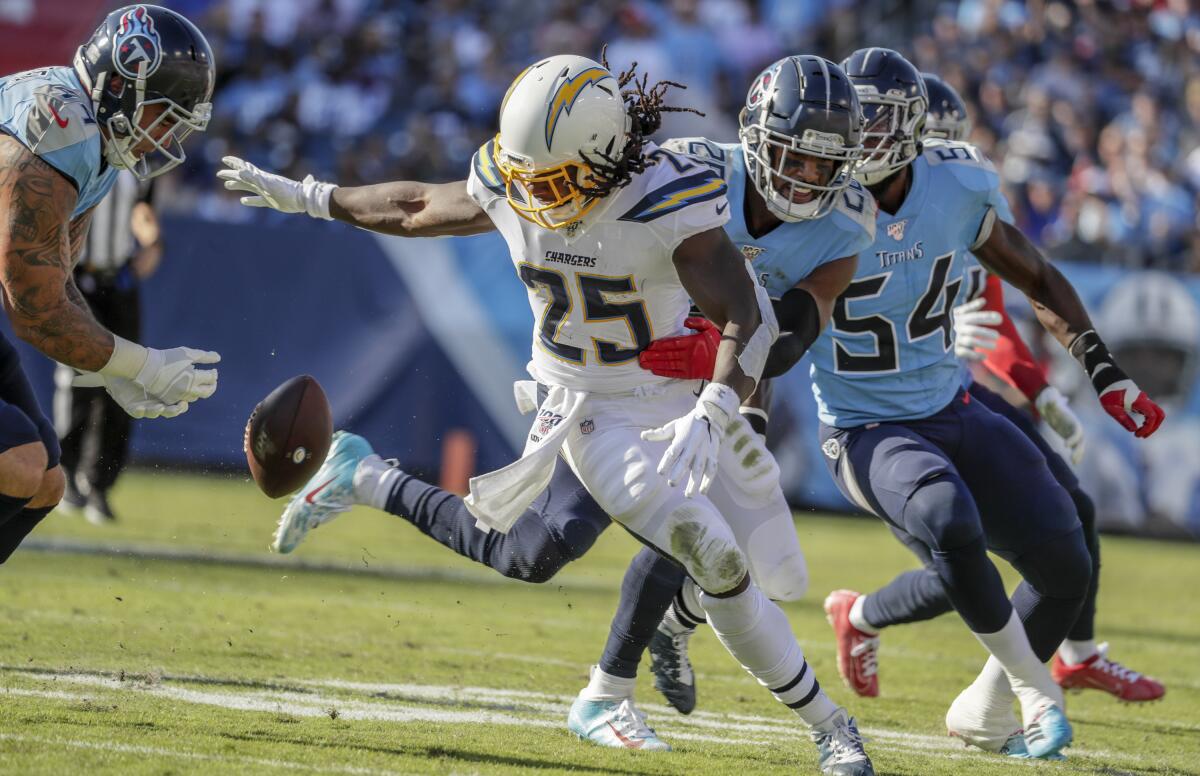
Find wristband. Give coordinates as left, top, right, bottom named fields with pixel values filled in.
left=699, top=382, right=740, bottom=429
left=1068, top=329, right=1126, bottom=394
left=98, top=335, right=149, bottom=379
left=739, top=406, right=769, bottom=436
left=301, top=176, right=337, bottom=221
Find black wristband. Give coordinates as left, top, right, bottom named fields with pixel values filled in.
left=740, top=408, right=769, bottom=436
left=1069, top=329, right=1127, bottom=394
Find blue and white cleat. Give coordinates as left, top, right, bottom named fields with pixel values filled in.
left=272, top=431, right=374, bottom=553
left=811, top=709, right=875, bottom=776
left=648, top=624, right=697, bottom=714
left=1022, top=703, right=1072, bottom=759
left=567, top=694, right=671, bottom=751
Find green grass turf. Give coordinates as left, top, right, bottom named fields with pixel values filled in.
left=0, top=470, right=1197, bottom=775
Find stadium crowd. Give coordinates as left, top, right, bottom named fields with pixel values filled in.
left=167, top=0, right=1200, bottom=272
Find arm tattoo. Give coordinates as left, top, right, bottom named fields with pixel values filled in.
left=0, top=138, right=113, bottom=370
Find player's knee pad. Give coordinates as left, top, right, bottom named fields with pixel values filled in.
left=721, top=414, right=780, bottom=498
left=649, top=496, right=747, bottom=595
left=745, top=516, right=808, bottom=602
left=1013, top=526, right=1092, bottom=601
left=902, top=473, right=982, bottom=551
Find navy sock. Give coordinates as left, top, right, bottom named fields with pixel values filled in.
left=0, top=505, right=49, bottom=563
left=862, top=568, right=954, bottom=629
left=598, top=547, right=687, bottom=679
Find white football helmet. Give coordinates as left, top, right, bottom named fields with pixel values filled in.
left=494, top=55, right=630, bottom=230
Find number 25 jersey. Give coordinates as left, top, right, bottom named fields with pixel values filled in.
left=466, top=139, right=730, bottom=393
left=807, top=140, right=1016, bottom=427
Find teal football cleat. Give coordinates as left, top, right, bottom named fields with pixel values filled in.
left=811, top=709, right=875, bottom=776
left=1022, top=703, right=1072, bottom=759
left=567, top=694, right=671, bottom=751
left=272, top=431, right=373, bottom=553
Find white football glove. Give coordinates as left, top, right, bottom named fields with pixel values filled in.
left=131, top=347, right=220, bottom=405
left=72, top=373, right=188, bottom=419
left=1035, top=385, right=1086, bottom=464
left=641, top=383, right=740, bottom=497
left=952, top=297, right=1002, bottom=362
left=217, top=156, right=336, bottom=220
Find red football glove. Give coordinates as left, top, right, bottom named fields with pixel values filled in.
left=1099, top=379, right=1165, bottom=438
left=639, top=317, right=719, bottom=380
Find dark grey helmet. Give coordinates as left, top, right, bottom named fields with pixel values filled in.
left=73, top=4, right=215, bottom=180
left=738, top=55, right=863, bottom=221
left=922, top=73, right=972, bottom=141
left=840, top=47, right=927, bottom=186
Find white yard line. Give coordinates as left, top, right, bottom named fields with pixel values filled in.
left=0, top=668, right=1077, bottom=766
left=0, top=732, right=415, bottom=776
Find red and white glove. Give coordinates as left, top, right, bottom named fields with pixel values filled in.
left=638, top=316, right=719, bottom=380
left=1071, top=330, right=1165, bottom=439
left=1099, top=379, right=1165, bottom=439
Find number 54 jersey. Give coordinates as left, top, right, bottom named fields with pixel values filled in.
left=808, top=140, right=1016, bottom=427
left=467, top=139, right=730, bottom=393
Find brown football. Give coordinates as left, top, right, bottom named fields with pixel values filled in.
left=244, top=375, right=333, bottom=498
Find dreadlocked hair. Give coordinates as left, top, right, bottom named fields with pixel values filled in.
left=576, top=48, right=704, bottom=198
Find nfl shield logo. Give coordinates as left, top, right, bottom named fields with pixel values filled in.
left=579, top=418, right=595, bottom=435
left=537, top=410, right=563, bottom=437
left=886, top=220, right=908, bottom=241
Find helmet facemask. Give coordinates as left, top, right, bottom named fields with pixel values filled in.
left=854, top=92, right=925, bottom=186
left=494, top=137, right=606, bottom=230
left=740, top=112, right=862, bottom=221
left=97, top=62, right=211, bottom=180
left=923, top=112, right=972, bottom=142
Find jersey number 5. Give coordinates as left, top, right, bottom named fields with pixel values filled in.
left=518, top=264, right=652, bottom=365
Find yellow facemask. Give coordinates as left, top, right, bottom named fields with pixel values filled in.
left=493, top=135, right=603, bottom=230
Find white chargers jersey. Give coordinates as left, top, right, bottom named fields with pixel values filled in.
left=467, top=139, right=730, bottom=393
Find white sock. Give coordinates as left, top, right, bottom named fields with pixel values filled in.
left=700, top=584, right=839, bottom=727
left=661, top=579, right=705, bottom=635
left=352, top=454, right=402, bottom=510
left=971, top=610, right=1062, bottom=726
left=580, top=665, right=636, bottom=701
left=1058, top=639, right=1098, bottom=666
left=848, top=594, right=879, bottom=635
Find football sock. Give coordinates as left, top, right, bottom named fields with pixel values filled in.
left=663, top=578, right=706, bottom=634
left=849, top=594, right=880, bottom=635
left=700, top=584, right=839, bottom=727
left=580, top=665, right=636, bottom=701
left=0, top=491, right=32, bottom=531
left=0, top=505, right=48, bottom=564
left=597, top=547, right=685, bottom=679
left=971, top=610, right=1061, bottom=720
left=860, top=568, right=953, bottom=628
left=1058, top=639, right=1098, bottom=666
left=353, top=454, right=401, bottom=510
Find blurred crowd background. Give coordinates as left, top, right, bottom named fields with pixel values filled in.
left=148, top=0, right=1200, bottom=272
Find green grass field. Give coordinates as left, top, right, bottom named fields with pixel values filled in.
left=0, top=470, right=1197, bottom=775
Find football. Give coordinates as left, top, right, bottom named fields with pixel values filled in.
left=244, top=375, right=333, bottom=498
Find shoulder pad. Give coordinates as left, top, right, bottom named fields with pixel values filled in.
left=921, top=140, right=999, bottom=192
left=470, top=138, right=506, bottom=199
left=25, top=84, right=97, bottom=156
left=831, top=178, right=878, bottom=240
left=656, top=137, right=731, bottom=177
left=618, top=167, right=727, bottom=224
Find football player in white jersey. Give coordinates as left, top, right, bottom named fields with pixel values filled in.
left=220, top=55, right=875, bottom=774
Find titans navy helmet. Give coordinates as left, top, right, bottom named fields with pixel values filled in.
left=922, top=73, right=972, bottom=142
left=840, top=47, right=927, bottom=186
left=73, top=4, right=214, bottom=179
left=739, top=55, right=864, bottom=221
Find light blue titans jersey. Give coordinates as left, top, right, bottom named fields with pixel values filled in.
left=0, top=67, right=118, bottom=220
left=659, top=138, right=877, bottom=297
left=808, top=139, right=1016, bottom=427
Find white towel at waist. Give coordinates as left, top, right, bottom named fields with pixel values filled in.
left=464, top=381, right=587, bottom=533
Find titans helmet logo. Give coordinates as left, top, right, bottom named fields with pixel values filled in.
left=112, top=6, right=163, bottom=80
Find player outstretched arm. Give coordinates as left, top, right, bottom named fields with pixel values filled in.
left=218, top=157, right=494, bottom=238
left=0, top=139, right=218, bottom=419
left=974, top=218, right=1164, bottom=437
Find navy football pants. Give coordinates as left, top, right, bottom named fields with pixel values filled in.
left=862, top=380, right=1101, bottom=642
left=821, top=387, right=1092, bottom=659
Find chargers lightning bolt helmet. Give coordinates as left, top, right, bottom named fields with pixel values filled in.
left=493, top=55, right=630, bottom=231
left=73, top=4, right=214, bottom=180
left=739, top=55, right=864, bottom=221
left=922, top=73, right=972, bottom=142
left=840, top=48, right=927, bottom=186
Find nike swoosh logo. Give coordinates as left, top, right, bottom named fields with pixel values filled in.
left=606, top=722, right=645, bottom=749
left=716, top=202, right=728, bottom=215
left=305, top=477, right=337, bottom=504
left=48, top=104, right=69, bottom=128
